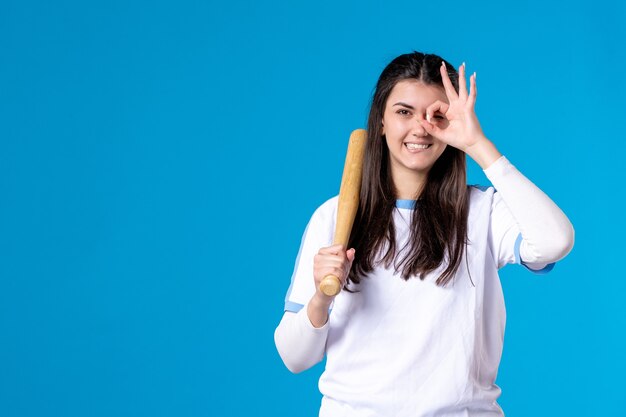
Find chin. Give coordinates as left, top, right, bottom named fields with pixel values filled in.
left=403, top=162, right=435, bottom=173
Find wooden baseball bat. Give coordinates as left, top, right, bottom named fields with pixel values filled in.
left=319, top=129, right=367, bottom=297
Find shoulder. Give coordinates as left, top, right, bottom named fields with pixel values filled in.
left=467, top=184, right=498, bottom=217
left=307, top=195, right=339, bottom=228
left=316, top=195, right=339, bottom=213
left=468, top=184, right=496, bottom=201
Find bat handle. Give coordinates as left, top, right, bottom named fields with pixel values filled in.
left=320, top=274, right=342, bottom=297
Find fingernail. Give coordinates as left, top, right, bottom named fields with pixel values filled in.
left=462, top=62, right=465, bottom=68
left=442, top=61, right=446, bottom=68
left=474, top=71, right=477, bottom=80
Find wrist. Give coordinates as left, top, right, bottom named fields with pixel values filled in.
left=307, top=293, right=332, bottom=328
left=311, top=291, right=333, bottom=309
left=464, top=136, right=502, bottom=169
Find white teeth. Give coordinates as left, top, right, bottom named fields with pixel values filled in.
left=405, top=143, right=430, bottom=150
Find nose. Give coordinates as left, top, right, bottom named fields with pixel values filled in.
left=412, top=115, right=428, bottom=137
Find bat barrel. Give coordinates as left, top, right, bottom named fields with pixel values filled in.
left=319, top=129, right=367, bottom=297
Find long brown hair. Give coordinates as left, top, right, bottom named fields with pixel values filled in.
left=347, top=51, right=470, bottom=288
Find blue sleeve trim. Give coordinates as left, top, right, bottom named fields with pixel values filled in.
left=283, top=219, right=312, bottom=309
left=514, top=233, right=522, bottom=264
left=471, top=184, right=491, bottom=192
left=522, top=261, right=555, bottom=274
left=514, top=233, right=557, bottom=275
left=284, top=301, right=305, bottom=313
left=284, top=301, right=333, bottom=315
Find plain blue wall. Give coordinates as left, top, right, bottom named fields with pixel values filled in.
left=1, top=0, right=625, bottom=415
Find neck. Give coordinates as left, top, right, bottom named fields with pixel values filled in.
left=392, top=167, right=427, bottom=200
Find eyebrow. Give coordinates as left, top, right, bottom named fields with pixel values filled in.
left=392, top=102, right=445, bottom=114
left=392, top=102, right=414, bottom=109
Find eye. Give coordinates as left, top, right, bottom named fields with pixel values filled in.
left=396, top=109, right=411, bottom=116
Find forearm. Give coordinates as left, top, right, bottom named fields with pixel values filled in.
left=307, top=292, right=332, bottom=328
left=274, top=304, right=329, bottom=374
left=483, top=155, right=575, bottom=263
left=464, top=135, right=502, bottom=169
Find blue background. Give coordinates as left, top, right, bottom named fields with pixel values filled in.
left=1, top=0, right=624, bottom=415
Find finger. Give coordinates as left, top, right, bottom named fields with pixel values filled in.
left=318, top=244, right=345, bottom=255
left=314, top=253, right=347, bottom=267
left=420, top=119, right=443, bottom=139
left=426, top=100, right=449, bottom=123
left=440, top=61, right=458, bottom=101
left=458, top=62, right=468, bottom=99
left=346, top=248, right=356, bottom=263
left=320, top=267, right=346, bottom=282
left=467, top=72, right=477, bottom=109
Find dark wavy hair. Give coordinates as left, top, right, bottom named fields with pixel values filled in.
left=347, top=51, right=470, bottom=288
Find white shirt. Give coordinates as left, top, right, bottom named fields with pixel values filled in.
left=275, top=156, right=574, bottom=417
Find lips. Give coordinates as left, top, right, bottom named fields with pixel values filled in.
left=404, top=143, right=432, bottom=150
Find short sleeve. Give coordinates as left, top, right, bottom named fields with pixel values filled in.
left=283, top=198, right=336, bottom=312
left=488, top=189, right=556, bottom=274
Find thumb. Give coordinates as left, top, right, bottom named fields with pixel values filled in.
left=347, top=248, right=356, bottom=263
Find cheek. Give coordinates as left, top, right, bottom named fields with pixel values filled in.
left=383, top=120, right=403, bottom=138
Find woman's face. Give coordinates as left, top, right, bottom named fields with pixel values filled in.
left=382, top=79, right=449, bottom=180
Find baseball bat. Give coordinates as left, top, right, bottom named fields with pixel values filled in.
left=319, top=129, right=367, bottom=297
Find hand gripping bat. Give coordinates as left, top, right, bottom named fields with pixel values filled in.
left=318, top=129, right=367, bottom=297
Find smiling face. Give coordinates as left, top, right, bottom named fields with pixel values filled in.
left=382, top=79, right=449, bottom=193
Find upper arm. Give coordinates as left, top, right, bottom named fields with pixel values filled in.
left=488, top=190, right=556, bottom=275
left=284, top=200, right=335, bottom=312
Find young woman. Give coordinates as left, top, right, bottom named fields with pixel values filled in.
left=274, top=51, right=574, bottom=417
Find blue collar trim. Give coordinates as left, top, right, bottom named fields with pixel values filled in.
left=395, top=199, right=417, bottom=209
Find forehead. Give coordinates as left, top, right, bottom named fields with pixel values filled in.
left=386, top=79, right=448, bottom=108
